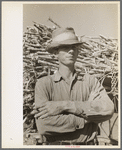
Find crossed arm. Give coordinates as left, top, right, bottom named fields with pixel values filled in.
left=34, top=75, right=114, bottom=135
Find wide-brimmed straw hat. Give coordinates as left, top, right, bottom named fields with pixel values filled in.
left=46, top=27, right=82, bottom=53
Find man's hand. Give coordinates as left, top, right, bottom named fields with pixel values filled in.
left=34, top=101, right=65, bottom=119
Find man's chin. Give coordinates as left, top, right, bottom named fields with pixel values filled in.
left=65, top=61, right=75, bottom=66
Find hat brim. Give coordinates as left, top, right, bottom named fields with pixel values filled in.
left=46, top=39, right=82, bottom=53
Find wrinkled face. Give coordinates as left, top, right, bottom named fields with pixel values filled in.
left=57, top=45, right=79, bottom=66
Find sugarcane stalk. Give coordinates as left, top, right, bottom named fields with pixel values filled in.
left=24, top=32, right=39, bottom=35
left=36, top=51, right=49, bottom=55
left=38, top=60, right=59, bottom=68
left=25, top=43, right=42, bottom=48
left=33, top=23, right=44, bottom=32
left=23, top=59, right=31, bottom=63
left=48, top=17, right=61, bottom=28
left=23, top=89, right=34, bottom=92
left=23, top=116, right=27, bottom=123
left=27, top=47, right=46, bottom=51
left=90, top=39, right=106, bottom=47
left=37, top=71, right=48, bottom=79
left=38, top=55, right=58, bottom=61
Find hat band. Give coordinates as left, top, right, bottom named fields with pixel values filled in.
left=53, top=32, right=78, bottom=43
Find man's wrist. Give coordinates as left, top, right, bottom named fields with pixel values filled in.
left=59, top=101, right=84, bottom=116
left=63, top=101, right=76, bottom=114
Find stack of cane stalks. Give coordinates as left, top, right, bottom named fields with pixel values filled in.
left=23, top=21, right=118, bottom=144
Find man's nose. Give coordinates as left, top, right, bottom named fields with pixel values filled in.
left=68, top=49, right=75, bottom=54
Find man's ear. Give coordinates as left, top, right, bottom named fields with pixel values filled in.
left=78, top=49, right=80, bottom=54
left=54, top=48, right=59, bottom=56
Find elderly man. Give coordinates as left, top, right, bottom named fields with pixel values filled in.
left=34, top=27, right=114, bottom=145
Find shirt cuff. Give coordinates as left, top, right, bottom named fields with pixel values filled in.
left=74, top=115, right=85, bottom=129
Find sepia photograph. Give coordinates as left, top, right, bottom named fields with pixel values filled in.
left=2, top=1, right=120, bottom=148
left=23, top=2, right=120, bottom=147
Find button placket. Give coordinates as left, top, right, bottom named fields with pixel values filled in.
left=69, top=78, right=76, bottom=101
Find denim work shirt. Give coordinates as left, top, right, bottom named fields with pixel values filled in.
left=35, top=71, right=114, bottom=143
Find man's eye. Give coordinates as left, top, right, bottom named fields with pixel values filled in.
left=72, top=46, right=77, bottom=50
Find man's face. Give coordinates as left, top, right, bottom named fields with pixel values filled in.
left=57, top=45, right=79, bottom=66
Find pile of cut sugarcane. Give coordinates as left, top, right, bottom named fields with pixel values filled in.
left=23, top=21, right=118, bottom=145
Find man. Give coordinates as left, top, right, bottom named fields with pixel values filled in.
left=34, top=27, right=114, bottom=145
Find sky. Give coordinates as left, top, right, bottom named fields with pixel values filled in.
left=23, top=2, right=119, bottom=39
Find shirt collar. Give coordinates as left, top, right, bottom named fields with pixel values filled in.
left=75, top=72, right=83, bottom=80
left=52, top=70, right=83, bottom=82
left=52, top=71, right=62, bottom=82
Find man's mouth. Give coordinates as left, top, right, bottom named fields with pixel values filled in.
left=66, top=55, right=74, bottom=59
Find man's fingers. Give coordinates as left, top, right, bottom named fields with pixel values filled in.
left=39, top=113, right=49, bottom=119
left=38, top=107, right=47, bottom=112
left=34, top=110, right=47, bottom=118
left=30, top=110, right=38, bottom=115
left=34, top=102, right=47, bottom=110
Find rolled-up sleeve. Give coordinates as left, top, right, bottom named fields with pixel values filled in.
left=36, top=114, right=84, bottom=135
left=75, top=75, right=114, bottom=123
left=35, top=77, right=85, bottom=135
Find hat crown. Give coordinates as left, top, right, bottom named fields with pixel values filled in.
left=52, top=27, right=75, bottom=38
left=47, top=27, right=81, bottom=53
left=52, top=27, right=78, bottom=43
